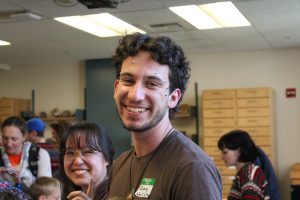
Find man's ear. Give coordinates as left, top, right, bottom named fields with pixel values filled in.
left=168, top=88, right=181, bottom=109
left=114, top=79, right=119, bottom=100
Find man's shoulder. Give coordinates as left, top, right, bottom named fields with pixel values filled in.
left=113, top=149, right=133, bottom=165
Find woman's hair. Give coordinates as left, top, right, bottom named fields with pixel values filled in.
left=1, top=116, right=27, bottom=136
left=30, top=177, right=60, bottom=200
left=113, top=32, right=191, bottom=118
left=218, top=129, right=258, bottom=162
left=59, top=121, right=115, bottom=200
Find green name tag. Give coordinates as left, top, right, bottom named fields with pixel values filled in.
left=135, top=178, right=156, bottom=198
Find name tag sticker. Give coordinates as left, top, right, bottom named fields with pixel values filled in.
left=135, top=178, right=156, bottom=198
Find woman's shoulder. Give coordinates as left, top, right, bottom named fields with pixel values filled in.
left=238, top=163, right=267, bottom=183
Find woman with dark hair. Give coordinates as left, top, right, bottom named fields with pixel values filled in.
left=59, top=121, right=114, bottom=200
left=218, top=130, right=269, bottom=200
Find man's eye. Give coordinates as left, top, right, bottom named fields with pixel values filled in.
left=120, top=78, right=134, bottom=85
left=146, top=81, right=160, bottom=88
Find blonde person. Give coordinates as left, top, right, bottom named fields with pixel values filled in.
left=30, top=176, right=61, bottom=200
left=59, top=121, right=114, bottom=200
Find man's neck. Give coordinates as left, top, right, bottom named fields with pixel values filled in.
left=132, top=120, right=173, bottom=157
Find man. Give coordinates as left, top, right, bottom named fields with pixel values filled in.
left=109, top=33, right=222, bottom=199
left=26, top=118, right=46, bottom=144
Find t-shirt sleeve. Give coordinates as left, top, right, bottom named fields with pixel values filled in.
left=172, top=161, right=222, bottom=200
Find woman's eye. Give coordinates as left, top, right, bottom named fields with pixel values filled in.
left=65, top=151, right=74, bottom=155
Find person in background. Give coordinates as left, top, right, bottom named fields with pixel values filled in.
left=109, top=33, right=222, bottom=199
left=30, top=176, right=61, bottom=200
left=59, top=121, right=114, bottom=200
left=48, top=120, right=71, bottom=148
left=218, top=129, right=269, bottom=200
left=0, top=116, right=52, bottom=189
left=26, top=118, right=46, bottom=144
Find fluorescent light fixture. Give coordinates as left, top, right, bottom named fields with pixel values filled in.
left=169, top=2, right=251, bottom=30
left=54, top=13, right=146, bottom=37
left=0, top=40, right=11, bottom=46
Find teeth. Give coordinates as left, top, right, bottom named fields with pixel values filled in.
left=127, top=106, right=146, bottom=113
left=73, top=170, right=87, bottom=175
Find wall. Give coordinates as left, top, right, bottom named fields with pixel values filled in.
left=0, top=48, right=299, bottom=199
left=0, top=61, right=85, bottom=115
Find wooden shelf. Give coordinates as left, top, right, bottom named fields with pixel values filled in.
left=174, top=105, right=196, bottom=118
left=42, top=117, right=76, bottom=122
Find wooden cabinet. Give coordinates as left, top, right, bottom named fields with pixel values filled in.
left=201, top=87, right=275, bottom=198
left=0, top=98, right=31, bottom=122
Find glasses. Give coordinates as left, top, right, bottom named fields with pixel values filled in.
left=64, top=147, right=100, bottom=161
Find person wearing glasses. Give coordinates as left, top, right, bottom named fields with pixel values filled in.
left=59, top=121, right=115, bottom=200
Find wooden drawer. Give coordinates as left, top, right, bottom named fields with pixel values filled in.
left=252, top=136, right=271, bottom=146
left=237, top=98, right=270, bottom=108
left=203, top=109, right=235, bottom=118
left=0, top=98, right=14, bottom=107
left=237, top=88, right=271, bottom=98
left=203, top=137, right=219, bottom=147
left=237, top=108, right=270, bottom=117
left=203, top=99, right=235, bottom=109
left=202, top=90, right=236, bottom=99
left=222, top=183, right=232, bottom=196
left=203, top=118, right=236, bottom=128
left=205, top=147, right=220, bottom=156
left=203, top=127, right=235, bottom=137
left=222, top=175, right=235, bottom=184
left=212, top=157, right=224, bottom=166
left=237, top=127, right=271, bottom=137
left=217, top=165, right=236, bottom=175
left=237, top=117, right=270, bottom=127
left=0, top=107, right=14, bottom=115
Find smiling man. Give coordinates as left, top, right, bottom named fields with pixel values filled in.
left=109, top=33, right=222, bottom=200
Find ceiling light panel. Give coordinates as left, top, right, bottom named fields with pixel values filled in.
left=55, top=13, right=145, bottom=38
left=169, top=2, right=251, bottom=30
left=0, top=40, right=11, bottom=46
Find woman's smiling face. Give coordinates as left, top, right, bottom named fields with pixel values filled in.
left=63, top=136, right=108, bottom=190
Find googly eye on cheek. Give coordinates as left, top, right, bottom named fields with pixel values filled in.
left=164, top=88, right=169, bottom=96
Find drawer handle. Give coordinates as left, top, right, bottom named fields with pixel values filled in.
left=246, top=100, right=258, bottom=103
left=247, top=119, right=258, bottom=123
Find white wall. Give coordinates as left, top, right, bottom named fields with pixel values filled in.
left=0, top=48, right=299, bottom=199
left=0, top=61, right=85, bottom=115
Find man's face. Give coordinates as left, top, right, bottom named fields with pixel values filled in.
left=114, top=51, right=180, bottom=132
left=26, top=131, right=38, bottom=144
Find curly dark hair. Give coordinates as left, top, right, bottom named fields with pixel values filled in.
left=112, top=33, right=191, bottom=118
left=217, top=129, right=258, bottom=162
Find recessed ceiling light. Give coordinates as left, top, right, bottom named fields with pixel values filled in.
left=169, top=2, right=251, bottom=30
left=54, top=13, right=146, bottom=37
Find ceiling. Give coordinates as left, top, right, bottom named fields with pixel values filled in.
left=0, top=0, right=300, bottom=65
